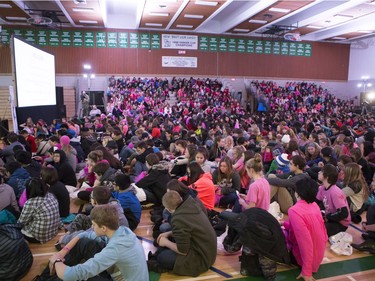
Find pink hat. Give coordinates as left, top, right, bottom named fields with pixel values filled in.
left=60, top=135, right=70, bottom=145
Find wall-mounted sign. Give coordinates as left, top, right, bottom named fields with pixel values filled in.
left=84, top=31, right=94, bottom=47
left=304, top=43, right=312, bottom=57
left=209, top=37, right=218, bottom=52
left=218, top=37, right=227, bottom=52
left=162, top=56, right=197, bottom=68
left=281, top=42, right=289, bottom=55
left=49, top=30, right=60, bottom=46
left=246, top=39, right=255, bottom=53
left=96, top=32, right=106, bottom=48
left=199, top=36, right=209, bottom=51
left=0, top=28, right=10, bottom=44
left=237, top=39, right=246, bottom=53
left=162, top=34, right=198, bottom=50
left=61, top=31, right=72, bottom=46
left=151, top=34, right=160, bottom=49
left=228, top=38, right=236, bottom=52
left=129, top=33, right=139, bottom=48
left=118, top=32, right=128, bottom=48
left=107, top=32, right=117, bottom=48
left=140, top=33, right=150, bottom=49
left=264, top=41, right=272, bottom=54
left=73, top=31, right=83, bottom=47
left=24, top=30, right=35, bottom=43
left=289, top=42, right=297, bottom=56
left=272, top=41, right=281, bottom=55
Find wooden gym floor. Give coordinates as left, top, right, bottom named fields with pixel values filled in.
left=21, top=199, right=375, bottom=281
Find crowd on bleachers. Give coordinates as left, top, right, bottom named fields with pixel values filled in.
left=0, top=76, right=375, bottom=280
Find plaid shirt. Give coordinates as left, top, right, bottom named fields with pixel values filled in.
left=18, top=192, right=60, bottom=243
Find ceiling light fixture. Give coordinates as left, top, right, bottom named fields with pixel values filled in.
left=145, top=23, right=163, bottom=27
left=83, top=64, right=91, bottom=70
left=149, top=12, right=169, bottom=17
left=72, top=7, right=94, bottom=12
left=233, top=28, right=249, bottom=32
left=0, top=3, right=12, bottom=8
left=5, top=16, right=27, bottom=21
left=184, top=14, right=204, bottom=19
left=357, top=30, right=372, bottom=33
left=79, top=20, right=98, bottom=24
left=269, top=7, right=291, bottom=13
left=307, top=25, right=323, bottom=29
left=334, top=14, right=354, bottom=18
left=249, top=19, right=267, bottom=24
left=332, top=37, right=346, bottom=40
left=176, top=24, right=193, bottom=28
left=195, top=1, right=218, bottom=7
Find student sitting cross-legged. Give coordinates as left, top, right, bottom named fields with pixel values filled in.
left=112, top=174, right=142, bottom=231
left=48, top=204, right=148, bottom=281
left=148, top=190, right=217, bottom=276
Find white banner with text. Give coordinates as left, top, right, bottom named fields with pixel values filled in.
left=162, top=34, right=198, bottom=50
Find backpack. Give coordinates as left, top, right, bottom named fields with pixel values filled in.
left=239, top=247, right=277, bottom=280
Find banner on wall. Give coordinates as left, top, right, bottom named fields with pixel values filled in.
left=162, top=34, right=198, bottom=50
left=162, top=56, right=197, bottom=68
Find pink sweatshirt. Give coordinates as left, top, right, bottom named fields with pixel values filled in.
left=285, top=200, right=327, bottom=277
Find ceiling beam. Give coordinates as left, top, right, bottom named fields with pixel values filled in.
left=286, top=0, right=368, bottom=29
left=54, top=0, right=77, bottom=27
left=219, top=0, right=278, bottom=34
left=165, top=0, right=189, bottom=30
left=195, top=0, right=234, bottom=33
left=252, top=0, right=326, bottom=35
left=304, top=12, right=375, bottom=41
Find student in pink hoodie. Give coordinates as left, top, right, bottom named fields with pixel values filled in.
left=283, top=177, right=327, bottom=281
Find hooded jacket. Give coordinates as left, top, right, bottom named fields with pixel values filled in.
left=6, top=167, right=30, bottom=198
left=171, top=196, right=217, bottom=276
left=228, top=208, right=290, bottom=265
left=136, top=164, right=171, bottom=205
left=52, top=150, right=77, bottom=187
left=0, top=223, right=33, bottom=281
left=180, top=173, right=215, bottom=210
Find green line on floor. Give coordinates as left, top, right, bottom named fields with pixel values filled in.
left=230, top=255, right=375, bottom=280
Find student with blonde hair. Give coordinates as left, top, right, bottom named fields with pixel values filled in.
left=342, top=163, right=369, bottom=218
left=237, top=153, right=270, bottom=211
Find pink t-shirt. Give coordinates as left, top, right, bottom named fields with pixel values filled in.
left=246, top=177, right=270, bottom=211
left=316, top=184, right=351, bottom=227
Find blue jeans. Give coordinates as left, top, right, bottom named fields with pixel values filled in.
left=134, top=161, right=147, bottom=176
left=219, top=192, right=238, bottom=208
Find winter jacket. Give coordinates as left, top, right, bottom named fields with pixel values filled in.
left=171, top=196, right=217, bottom=276
left=136, top=164, right=171, bottom=205
left=6, top=167, right=30, bottom=198
left=0, top=223, right=33, bottom=281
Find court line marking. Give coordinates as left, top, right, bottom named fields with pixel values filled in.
left=347, top=275, right=357, bottom=281
left=209, top=266, right=232, bottom=278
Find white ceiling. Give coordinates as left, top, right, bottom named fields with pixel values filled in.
left=1, top=0, right=375, bottom=43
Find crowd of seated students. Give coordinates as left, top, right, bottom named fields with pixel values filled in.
left=0, top=77, right=375, bottom=280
